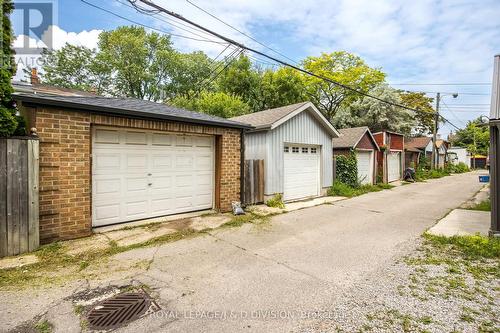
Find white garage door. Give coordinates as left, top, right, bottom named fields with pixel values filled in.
left=283, top=145, right=320, bottom=201
left=387, top=151, right=401, bottom=182
left=356, top=150, right=373, bottom=185
left=92, top=127, right=214, bottom=227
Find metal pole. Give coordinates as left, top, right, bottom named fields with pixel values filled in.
left=490, top=55, right=500, bottom=236
left=432, top=93, right=440, bottom=169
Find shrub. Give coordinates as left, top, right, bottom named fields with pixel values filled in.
left=0, top=106, right=17, bottom=137
left=266, top=193, right=285, bottom=209
left=335, top=152, right=358, bottom=187
left=328, top=181, right=394, bottom=197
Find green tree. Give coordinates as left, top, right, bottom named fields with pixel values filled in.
left=259, top=67, right=306, bottom=109
left=216, top=53, right=262, bottom=110
left=399, top=91, right=434, bottom=135
left=301, top=51, right=386, bottom=121
left=0, top=0, right=19, bottom=136
left=169, top=91, right=250, bottom=118
left=97, top=26, right=177, bottom=101
left=334, top=84, right=415, bottom=135
left=166, top=50, right=214, bottom=99
left=451, top=117, right=489, bottom=155
left=39, top=44, right=112, bottom=94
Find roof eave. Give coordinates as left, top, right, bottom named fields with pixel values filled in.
left=14, top=94, right=254, bottom=130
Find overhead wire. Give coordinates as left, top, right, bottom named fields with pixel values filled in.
left=183, top=0, right=299, bottom=65
left=81, top=0, right=227, bottom=44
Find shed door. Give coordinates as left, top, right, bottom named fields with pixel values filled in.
left=92, top=127, right=214, bottom=227
left=357, top=150, right=373, bottom=185
left=283, top=145, right=320, bottom=201
left=387, top=151, right=401, bottom=182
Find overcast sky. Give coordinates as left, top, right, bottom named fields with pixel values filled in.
left=11, top=0, right=500, bottom=135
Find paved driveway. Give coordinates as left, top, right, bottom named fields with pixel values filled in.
left=1, top=172, right=486, bottom=332
left=112, top=172, right=485, bottom=332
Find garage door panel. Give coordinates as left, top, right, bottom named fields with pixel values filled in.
left=152, top=133, right=173, bottom=146
left=95, top=204, right=120, bottom=222
left=151, top=154, right=173, bottom=168
left=357, top=151, right=373, bottom=185
left=126, top=177, right=149, bottom=192
left=388, top=152, right=401, bottom=182
left=283, top=145, right=320, bottom=201
left=94, top=152, right=121, bottom=170
left=94, top=129, right=120, bottom=144
left=126, top=154, right=148, bottom=168
left=125, top=200, right=148, bottom=217
left=125, top=131, right=147, bottom=145
left=93, top=128, right=214, bottom=227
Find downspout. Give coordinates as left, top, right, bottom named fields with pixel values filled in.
left=240, top=129, right=246, bottom=206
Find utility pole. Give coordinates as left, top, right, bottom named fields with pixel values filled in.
left=432, top=92, right=440, bottom=169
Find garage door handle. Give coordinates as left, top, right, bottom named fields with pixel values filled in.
left=148, top=183, right=152, bottom=186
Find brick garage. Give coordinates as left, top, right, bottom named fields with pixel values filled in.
left=15, top=94, right=250, bottom=243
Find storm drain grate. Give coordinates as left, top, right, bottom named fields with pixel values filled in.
left=86, top=291, right=159, bottom=330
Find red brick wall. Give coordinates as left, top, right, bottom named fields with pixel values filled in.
left=34, top=107, right=241, bottom=243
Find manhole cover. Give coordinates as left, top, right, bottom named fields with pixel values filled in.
left=86, top=291, right=159, bottom=330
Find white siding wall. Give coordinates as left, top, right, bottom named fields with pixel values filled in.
left=244, top=131, right=267, bottom=160
left=244, top=111, right=333, bottom=195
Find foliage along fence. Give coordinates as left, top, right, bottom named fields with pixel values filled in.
left=0, top=137, right=39, bottom=257
left=334, top=152, right=358, bottom=187
left=243, top=159, right=264, bottom=205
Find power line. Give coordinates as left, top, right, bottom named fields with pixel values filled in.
left=114, top=0, right=223, bottom=43
left=441, top=100, right=466, bottom=127
left=183, top=0, right=299, bottom=65
left=391, top=83, right=491, bottom=86
left=129, top=0, right=443, bottom=118
left=81, top=0, right=227, bottom=44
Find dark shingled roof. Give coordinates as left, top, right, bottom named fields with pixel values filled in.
left=332, top=126, right=377, bottom=149
left=230, top=102, right=309, bottom=129
left=405, top=136, right=432, bottom=150
left=13, top=93, right=253, bottom=130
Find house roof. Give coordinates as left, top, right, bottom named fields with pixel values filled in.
left=13, top=81, right=97, bottom=97
left=230, top=101, right=340, bottom=137
left=405, top=136, right=432, bottom=150
left=435, top=139, right=448, bottom=149
left=13, top=92, right=253, bottom=130
left=332, top=126, right=379, bottom=150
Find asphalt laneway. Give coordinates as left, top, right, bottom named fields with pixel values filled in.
left=112, top=172, right=485, bottom=332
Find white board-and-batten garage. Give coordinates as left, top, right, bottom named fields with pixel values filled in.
left=231, top=102, right=340, bottom=202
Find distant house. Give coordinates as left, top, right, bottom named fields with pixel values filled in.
left=231, top=102, right=340, bottom=202
left=435, top=139, right=449, bottom=168
left=471, top=154, right=488, bottom=169
left=448, top=147, right=471, bottom=168
left=332, top=126, right=379, bottom=185
left=404, top=136, right=433, bottom=168
left=373, top=131, right=404, bottom=183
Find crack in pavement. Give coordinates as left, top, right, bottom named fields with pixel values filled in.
left=205, top=232, right=330, bottom=284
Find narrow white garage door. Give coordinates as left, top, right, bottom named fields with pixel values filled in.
left=387, top=151, right=401, bottom=182
left=356, top=150, right=373, bottom=185
left=283, top=145, right=320, bottom=201
left=92, top=127, right=214, bottom=227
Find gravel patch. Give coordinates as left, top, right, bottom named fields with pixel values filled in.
left=296, top=238, right=499, bottom=333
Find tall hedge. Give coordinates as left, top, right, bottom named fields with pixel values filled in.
left=0, top=0, right=20, bottom=137
left=335, top=152, right=358, bottom=187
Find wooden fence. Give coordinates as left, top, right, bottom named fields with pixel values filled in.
left=0, top=137, right=39, bottom=258
left=243, top=159, right=264, bottom=205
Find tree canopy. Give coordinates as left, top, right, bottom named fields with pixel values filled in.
left=37, top=25, right=445, bottom=134
left=451, top=117, right=489, bottom=156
